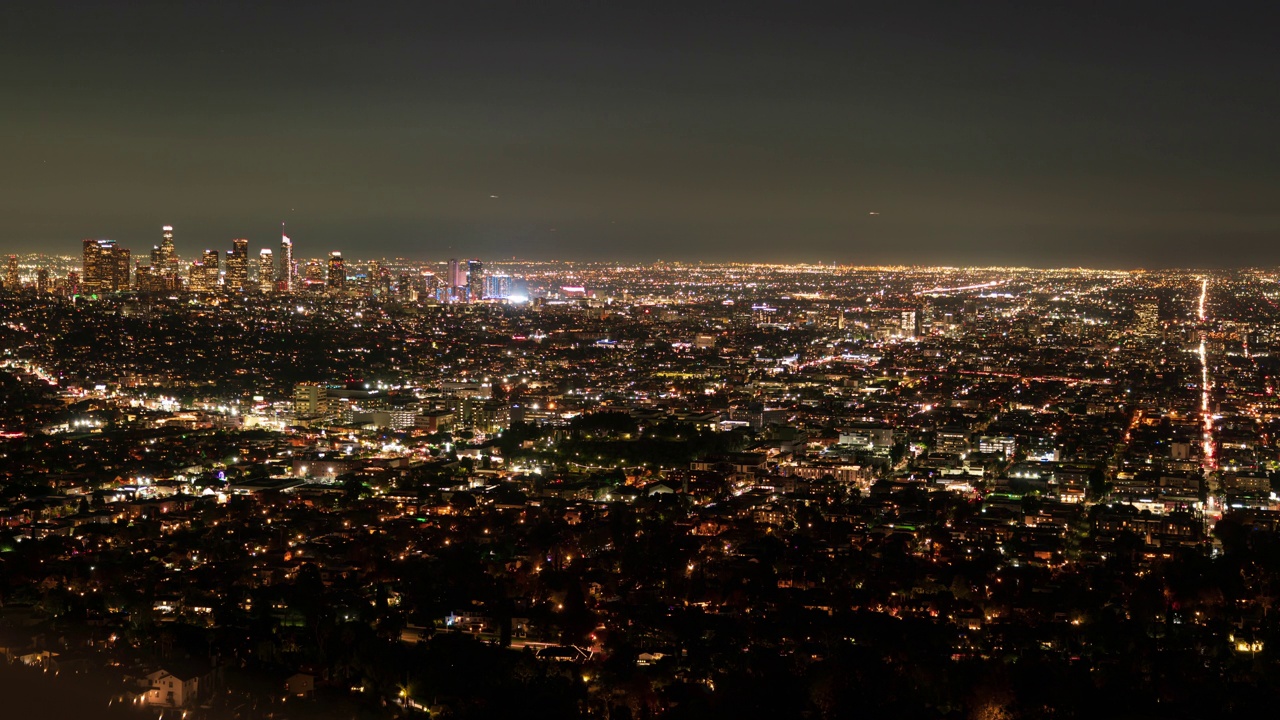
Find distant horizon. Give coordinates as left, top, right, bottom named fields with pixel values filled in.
left=2, top=227, right=1278, bottom=271
left=3, top=244, right=1270, bottom=275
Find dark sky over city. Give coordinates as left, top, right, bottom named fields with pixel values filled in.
left=2, top=1, right=1278, bottom=267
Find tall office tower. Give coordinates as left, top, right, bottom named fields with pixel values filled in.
left=225, top=238, right=249, bottom=291
left=82, top=239, right=101, bottom=292
left=278, top=231, right=294, bottom=291
left=446, top=259, right=466, bottom=302
left=35, top=268, right=49, bottom=294
left=377, top=266, right=392, bottom=296
left=1134, top=298, right=1159, bottom=338
left=367, top=260, right=381, bottom=294
left=203, top=249, right=220, bottom=286
left=134, top=263, right=154, bottom=292
left=5, top=255, right=18, bottom=290
left=900, top=310, right=918, bottom=339
left=327, top=251, right=346, bottom=290
left=84, top=238, right=130, bottom=293
left=187, top=260, right=207, bottom=292
left=467, top=259, right=484, bottom=301
left=257, top=249, right=275, bottom=292
left=186, top=250, right=218, bottom=292
left=115, top=248, right=130, bottom=291
left=149, top=226, right=180, bottom=291
left=423, top=271, right=440, bottom=301
left=484, top=273, right=512, bottom=300
left=397, top=271, right=412, bottom=301
left=158, top=226, right=176, bottom=265
left=65, top=271, right=80, bottom=296
left=303, top=259, right=325, bottom=287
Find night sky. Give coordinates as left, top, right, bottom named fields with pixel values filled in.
left=2, top=1, right=1278, bottom=267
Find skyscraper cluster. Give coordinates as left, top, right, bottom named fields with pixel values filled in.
left=442, top=258, right=486, bottom=303
left=60, top=225, right=501, bottom=303
left=81, top=238, right=131, bottom=293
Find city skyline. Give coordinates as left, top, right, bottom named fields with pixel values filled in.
left=3, top=2, right=1280, bottom=266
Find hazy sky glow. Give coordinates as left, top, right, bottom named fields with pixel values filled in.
left=2, top=0, right=1278, bottom=266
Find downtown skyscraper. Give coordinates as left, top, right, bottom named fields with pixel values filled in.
left=278, top=229, right=294, bottom=292
left=81, top=238, right=130, bottom=293
left=257, top=249, right=275, bottom=292
left=225, top=238, right=249, bottom=291
left=327, top=251, right=346, bottom=291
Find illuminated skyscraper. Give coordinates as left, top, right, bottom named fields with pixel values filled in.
left=303, top=259, right=324, bottom=287
left=467, top=259, right=484, bottom=301
left=134, top=262, right=155, bottom=292
left=151, top=226, right=179, bottom=290
left=327, top=252, right=346, bottom=291
left=1134, top=298, right=1159, bottom=338
left=83, top=238, right=130, bottom=293
left=187, top=250, right=219, bottom=292
left=257, top=249, right=275, bottom=292
left=204, top=249, right=219, bottom=281
left=485, top=273, right=512, bottom=299
left=278, top=230, right=294, bottom=291
left=447, top=259, right=467, bottom=302
left=900, top=310, right=918, bottom=339
left=35, top=268, right=49, bottom=294
left=423, top=272, right=440, bottom=302
left=116, top=248, right=130, bottom=291
left=397, top=271, right=412, bottom=301
left=5, top=255, right=18, bottom=290
left=376, top=265, right=392, bottom=296
left=158, top=226, right=176, bottom=265
left=225, top=238, right=249, bottom=291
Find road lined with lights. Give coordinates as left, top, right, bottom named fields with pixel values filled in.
left=1198, top=277, right=1215, bottom=470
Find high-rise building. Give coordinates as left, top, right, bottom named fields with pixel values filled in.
left=204, top=249, right=219, bottom=285
left=447, top=259, right=467, bottom=303
left=188, top=262, right=208, bottom=292
left=467, top=260, right=484, bottom=301
left=158, top=226, right=176, bottom=265
left=900, top=310, right=918, bottom=339
left=225, top=238, right=249, bottom=291
left=367, top=260, right=381, bottom=295
left=397, top=271, right=413, bottom=301
left=82, top=238, right=130, bottom=293
left=278, top=231, right=294, bottom=291
left=484, top=273, right=512, bottom=300
left=376, top=265, right=392, bottom=296
left=327, top=252, right=346, bottom=291
left=293, top=383, right=331, bottom=417
left=187, top=250, right=219, bottom=292
left=257, top=249, right=275, bottom=292
left=1134, top=299, right=1159, bottom=338
left=149, top=226, right=180, bottom=291
left=303, top=259, right=325, bottom=288
left=134, top=263, right=156, bottom=292
left=116, top=248, right=131, bottom=291
left=83, top=239, right=103, bottom=291
left=423, top=272, right=440, bottom=302
left=5, top=255, right=18, bottom=291
left=35, top=268, right=49, bottom=294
